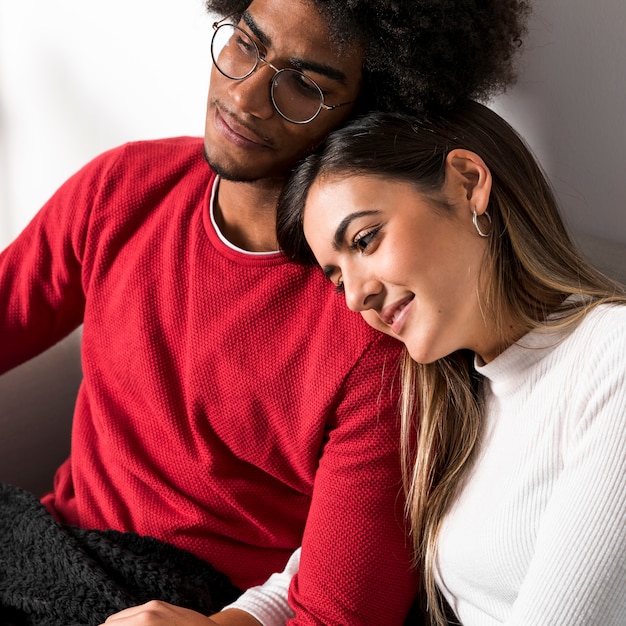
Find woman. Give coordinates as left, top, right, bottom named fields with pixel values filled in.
left=273, top=100, right=626, bottom=625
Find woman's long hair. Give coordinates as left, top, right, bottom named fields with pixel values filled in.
left=277, top=100, right=626, bottom=625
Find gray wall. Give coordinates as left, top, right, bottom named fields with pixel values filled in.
left=492, top=0, right=626, bottom=245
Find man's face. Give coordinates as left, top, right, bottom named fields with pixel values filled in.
left=204, top=0, right=363, bottom=182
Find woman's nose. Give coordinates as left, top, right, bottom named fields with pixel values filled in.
left=343, top=274, right=383, bottom=313
left=227, top=64, right=276, bottom=120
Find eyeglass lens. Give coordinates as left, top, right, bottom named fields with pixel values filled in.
left=211, top=23, right=324, bottom=123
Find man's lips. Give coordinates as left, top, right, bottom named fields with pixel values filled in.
left=214, top=106, right=273, bottom=149
left=379, top=295, right=415, bottom=334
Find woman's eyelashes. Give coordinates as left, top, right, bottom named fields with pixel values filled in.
left=322, top=267, right=344, bottom=294
left=331, top=226, right=382, bottom=294
left=324, top=226, right=382, bottom=295
left=351, top=226, right=381, bottom=253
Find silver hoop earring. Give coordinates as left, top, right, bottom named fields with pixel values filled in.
left=473, top=209, right=492, bottom=238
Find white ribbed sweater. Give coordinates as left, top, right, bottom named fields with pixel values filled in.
left=437, top=303, right=626, bottom=625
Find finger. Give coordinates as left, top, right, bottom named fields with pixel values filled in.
left=103, top=602, right=154, bottom=622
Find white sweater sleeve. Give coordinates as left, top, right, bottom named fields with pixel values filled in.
left=221, top=547, right=300, bottom=625
left=505, top=313, right=626, bottom=625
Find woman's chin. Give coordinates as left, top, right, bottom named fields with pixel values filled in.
left=405, top=340, right=443, bottom=365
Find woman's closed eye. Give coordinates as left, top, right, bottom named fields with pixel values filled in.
left=351, top=226, right=381, bottom=253
left=322, top=266, right=345, bottom=294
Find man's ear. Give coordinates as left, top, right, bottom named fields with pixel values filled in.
left=444, top=149, right=492, bottom=216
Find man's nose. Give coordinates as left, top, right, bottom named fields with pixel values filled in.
left=227, top=63, right=276, bottom=120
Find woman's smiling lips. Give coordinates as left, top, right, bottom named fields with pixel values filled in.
left=214, top=106, right=273, bottom=150
left=379, top=295, right=415, bottom=335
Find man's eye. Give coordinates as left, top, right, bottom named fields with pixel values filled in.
left=352, top=227, right=381, bottom=252
left=234, top=34, right=256, bottom=54
left=292, top=73, right=320, bottom=96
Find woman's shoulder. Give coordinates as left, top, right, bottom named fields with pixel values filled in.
left=576, top=302, right=626, bottom=341
left=567, top=302, right=626, bottom=376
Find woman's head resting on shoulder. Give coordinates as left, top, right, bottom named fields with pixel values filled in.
left=292, top=139, right=502, bottom=364
left=277, top=100, right=621, bottom=364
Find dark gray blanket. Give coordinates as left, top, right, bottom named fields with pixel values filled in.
left=0, top=483, right=241, bottom=626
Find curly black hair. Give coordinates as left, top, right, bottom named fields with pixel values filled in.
left=205, top=0, right=531, bottom=114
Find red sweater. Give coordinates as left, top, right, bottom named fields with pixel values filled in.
left=0, top=137, right=418, bottom=624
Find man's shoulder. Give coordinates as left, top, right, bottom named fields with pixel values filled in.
left=101, top=136, right=205, bottom=167
left=116, top=135, right=204, bottom=151
left=83, top=136, right=206, bottom=177
left=73, top=136, right=211, bottom=198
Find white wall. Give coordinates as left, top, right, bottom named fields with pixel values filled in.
left=1, top=0, right=625, bottom=252
left=0, top=0, right=212, bottom=250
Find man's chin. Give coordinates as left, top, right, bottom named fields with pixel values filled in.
left=210, top=165, right=261, bottom=183
left=202, top=148, right=263, bottom=183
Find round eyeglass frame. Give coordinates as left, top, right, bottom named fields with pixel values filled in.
left=210, top=18, right=354, bottom=124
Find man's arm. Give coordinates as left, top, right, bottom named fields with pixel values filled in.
left=287, top=333, right=418, bottom=624
left=0, top=149, right=109, bottom=375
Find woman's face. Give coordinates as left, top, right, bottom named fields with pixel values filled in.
left=303, top=173, right=502, bottom=364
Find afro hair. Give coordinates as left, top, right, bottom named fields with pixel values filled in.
left=204, top=0, right=531, bottom=115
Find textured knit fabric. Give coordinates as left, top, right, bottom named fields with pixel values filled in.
left=0, top=137, right=417, bottom=625
left=436, top=303, right=626, bottom=625
left=0, top=483, right=241, bottom=625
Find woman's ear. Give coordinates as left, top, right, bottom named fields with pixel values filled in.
left=444, top=149, right=492, bottom=216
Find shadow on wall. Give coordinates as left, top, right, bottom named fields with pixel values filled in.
left=491, top=0, right=626, bottom=246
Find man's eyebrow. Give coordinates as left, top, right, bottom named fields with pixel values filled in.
left=242, top=11, right=271, bottom=48
left=242, top=11, right=348, bottom=83
left=289, top=59, right=348, bottom=83
left=333, top=210, right=380, bottom=250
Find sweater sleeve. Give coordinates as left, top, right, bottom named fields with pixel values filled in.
left=0, top=152, right=112, bottom=374
left=506, top=311, right=626, bottom=625
left=287, top=334, right=418, bottom=625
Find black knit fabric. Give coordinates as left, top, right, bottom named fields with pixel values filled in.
left=0, top=483, right=241, bottom=626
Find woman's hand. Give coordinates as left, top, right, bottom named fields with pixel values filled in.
left=103, top=602, right=262, bottom=626
left=103, top=601, right=217, bottom=625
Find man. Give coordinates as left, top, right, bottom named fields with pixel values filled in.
left=0, top=0, right=529, bottom=623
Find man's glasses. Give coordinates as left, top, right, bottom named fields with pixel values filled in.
left=211, top=18, right=354, bottom=124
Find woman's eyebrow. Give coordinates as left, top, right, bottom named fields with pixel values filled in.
left=333, top=211, right=380, bottom=250
left=242, top=11, right=347, bottom=83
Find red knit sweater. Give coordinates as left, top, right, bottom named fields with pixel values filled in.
left=0, top=137, right=418, bottom=624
